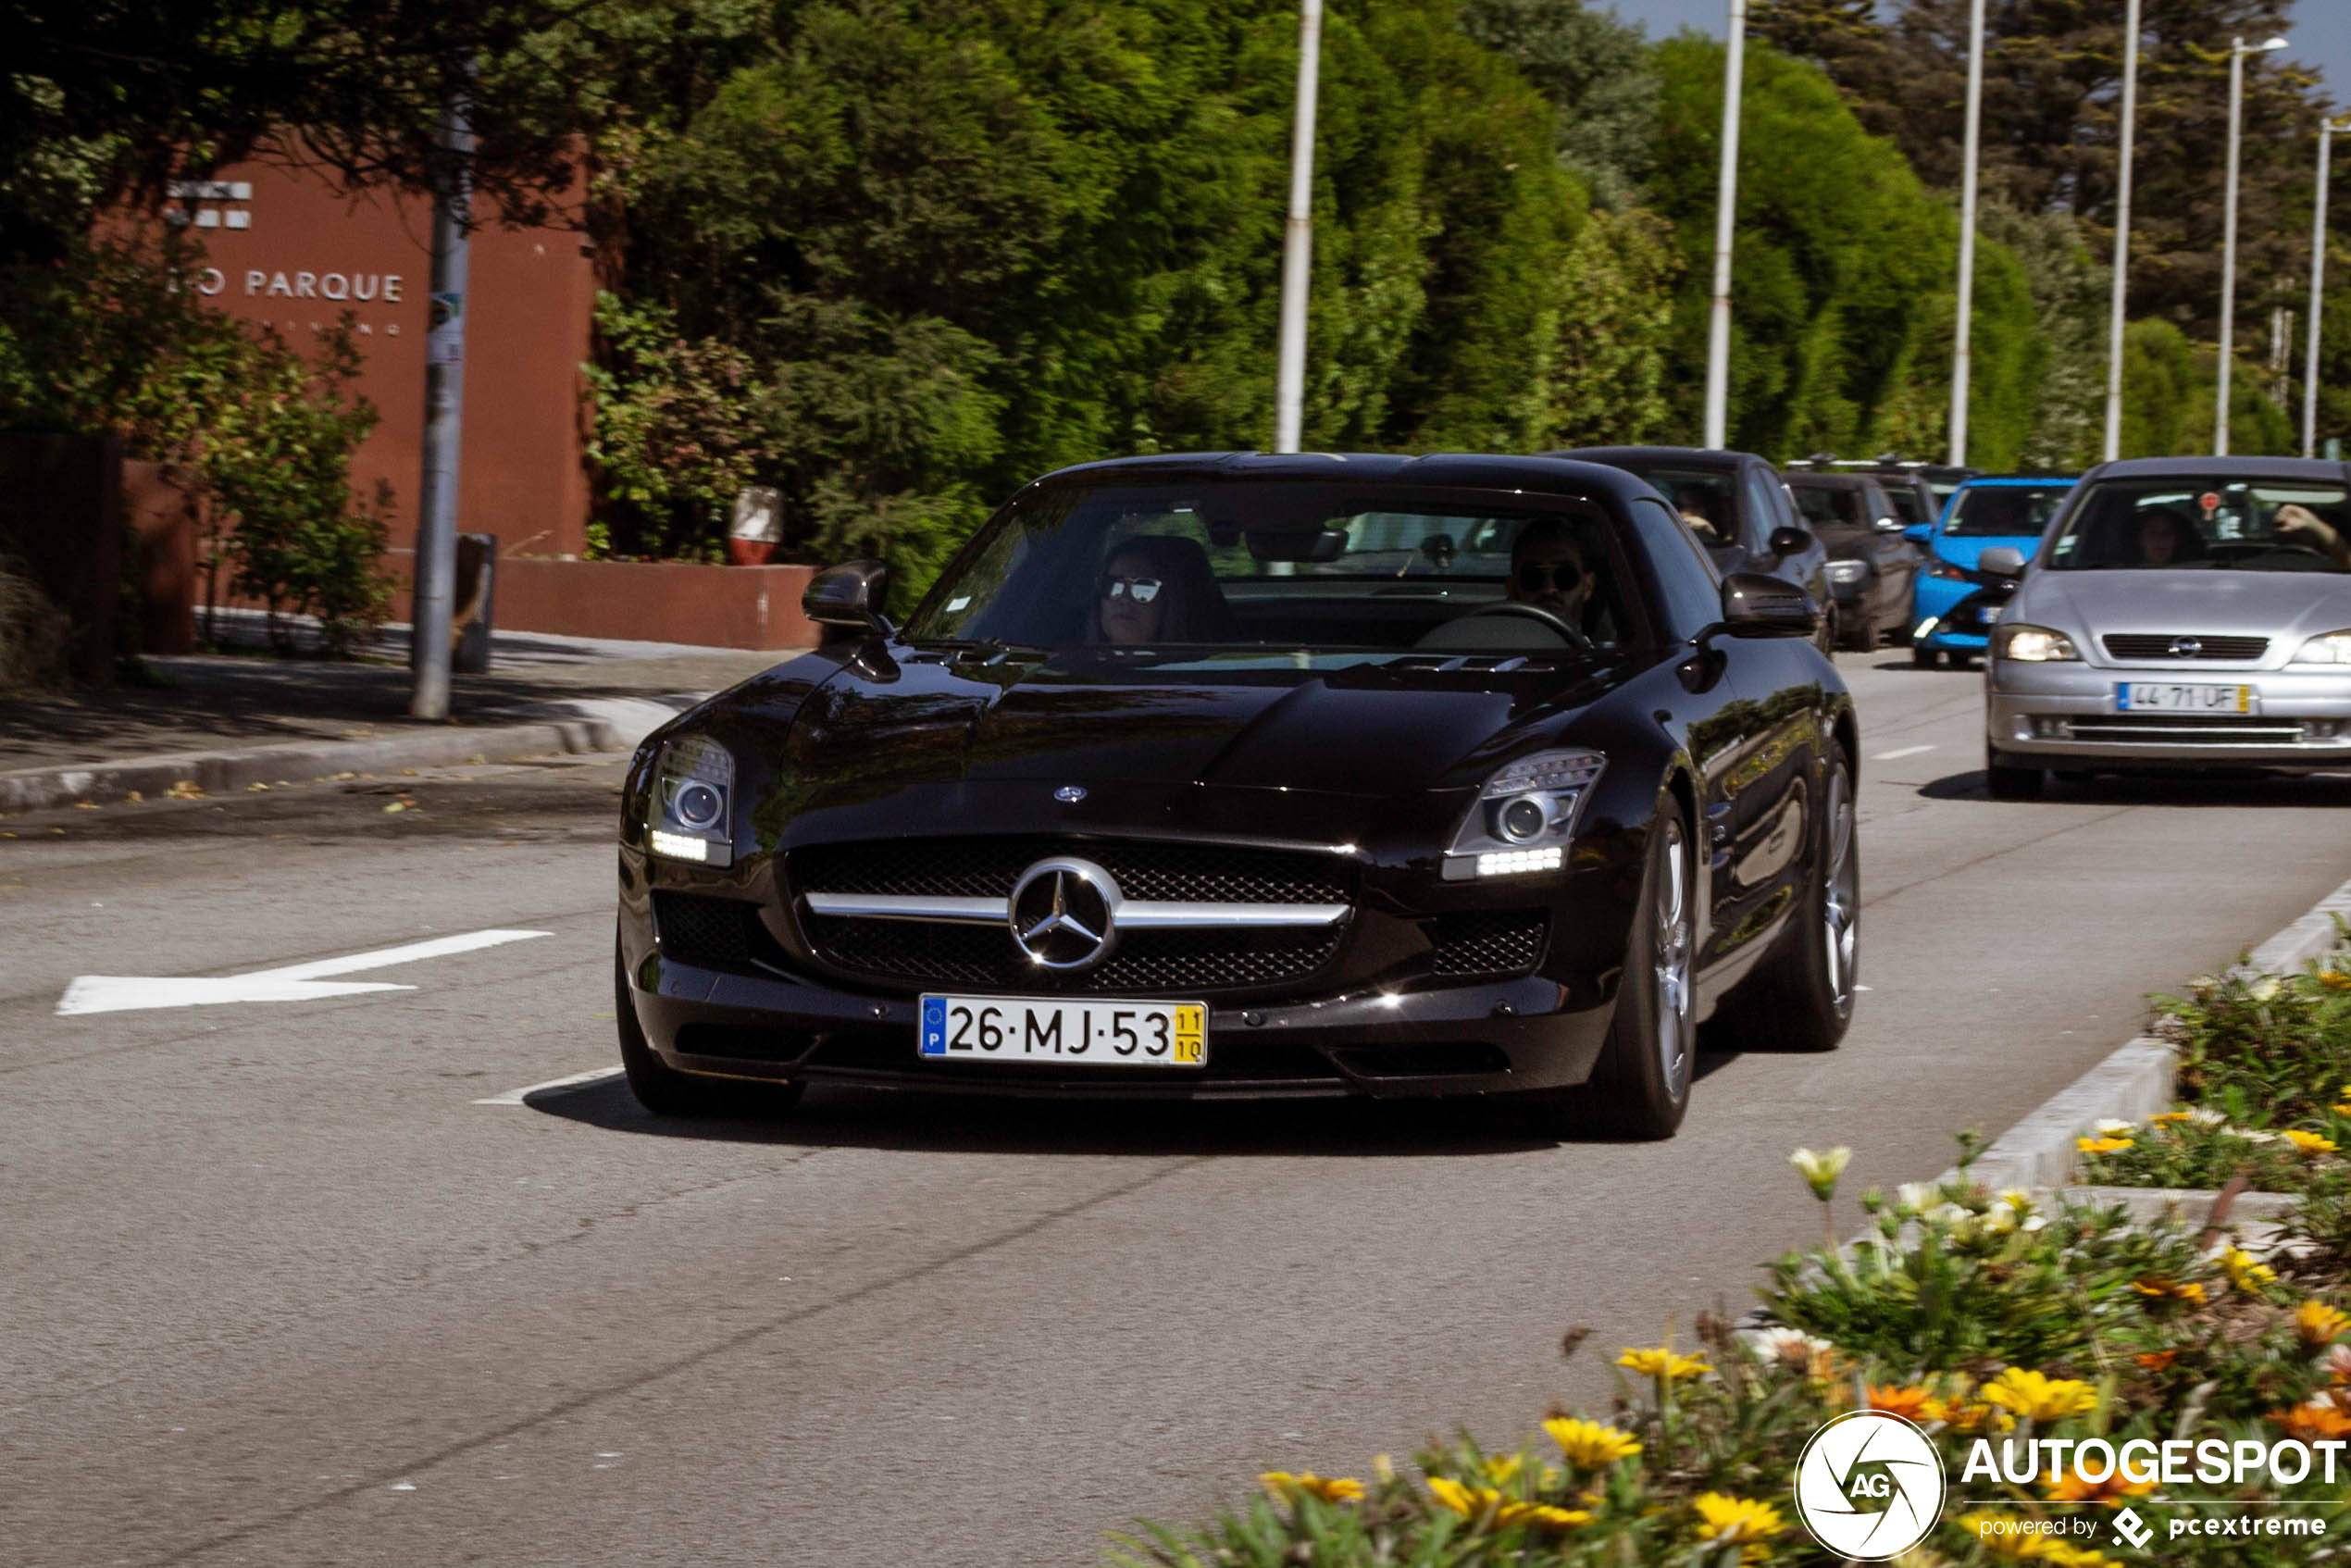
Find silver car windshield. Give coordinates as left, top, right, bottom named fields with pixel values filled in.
left=2046, top=479, right=2351, bottom=573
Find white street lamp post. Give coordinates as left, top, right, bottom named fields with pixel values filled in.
left=1272, top=0, right=1323, bottom=455
left=2304, top=116, right=2348, bottom=459
left=1701, top=0, right=1746, bottom=450
left=2101, top=0, right=2141, bottom=463
left=1948, top=0, right=1985, bottom=467
left=2216, top=33, right=2290, bottom=456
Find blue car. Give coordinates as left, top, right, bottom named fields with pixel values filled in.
left=1907, top=475, right=2077, bottom=667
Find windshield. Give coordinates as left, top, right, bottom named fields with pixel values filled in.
left=1787, top=482, right=1866, bottom=530
left=1591, top=462, right=1735, bottom=548
left=1944, top=482, right=2072, bottom=539
left=1883, top=486, right=1929, bottom=528
left=906, top=479, right=1646, bottom=654
left=2046, top=479, right=2351, bottom=573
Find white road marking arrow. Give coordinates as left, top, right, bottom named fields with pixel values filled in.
left=56, top=928, right=554, bottom=1016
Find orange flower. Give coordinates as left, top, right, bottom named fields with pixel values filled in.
left=1868, top=1384, right=1933, bottom=1421
left=2044, top=1466, right=2154, bottom=1507
left=2134, top=1276, right=2208, bottom=1305
left=2273, top=1404, right=2351, bottom=1442
left=2133, top=1350, right=2180, bottom=1372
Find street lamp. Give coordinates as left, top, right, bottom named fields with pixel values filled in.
left=1701, top=0, right=1747, bottom=450
left=1948, top=0, right=1985, bottom=467
left=2303, top=115, right=2349, bottom=459
left=2101, top=0, right=2141, bottom=463
left=2216, top=32, right=2290, bottom=456
left=1272, top=0, right=1323, bottom=455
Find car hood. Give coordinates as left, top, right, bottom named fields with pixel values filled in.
left=1932, top=534, right=2038, bottom=569
left=770, top=647, right=1621, bottom=806
left=2013, top=568, right=2351, bottom=650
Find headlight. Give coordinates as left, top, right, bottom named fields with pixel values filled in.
left=1442, top=749, right=1605, bottom=880
left=2292, top=629, right=2351, bottom=665
left=1995, top=624, right=2080, bottom=663
left=1925, top=556, right=1968, bottom=580
left=1825, top=560, right=1869, bottom=584
left=648, top=734, right=736, bottom=865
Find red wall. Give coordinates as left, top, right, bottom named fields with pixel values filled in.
left=167, top=156, right=597, bottom=562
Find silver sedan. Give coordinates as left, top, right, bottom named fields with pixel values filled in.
left=1981, top=456, right=2351, bottom=798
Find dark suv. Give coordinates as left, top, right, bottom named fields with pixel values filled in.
left=1553, top=446, right=1836, bottom=653
left=1782, top=471, right=1924, bottom=653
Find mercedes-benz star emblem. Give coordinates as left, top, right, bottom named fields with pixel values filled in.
left=1053, top=785, right=1087, bottom=803
left=2169, top=637, right=2202, bottom=659
left=1008, top=857, right=1120, bottom=971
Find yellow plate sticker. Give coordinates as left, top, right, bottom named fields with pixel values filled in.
left=1173, top=1004, right=1206, bottom=1064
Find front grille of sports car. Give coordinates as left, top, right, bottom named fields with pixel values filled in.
left=2100, top=633, right=2270, bottom=662
left=654, top=891, right=791, bottom=975
left=790, top=838, right=1353, bottom=996
left=1428, top=911, right=1549, bottom=977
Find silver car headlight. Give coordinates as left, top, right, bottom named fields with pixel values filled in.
left=2291, top=629, right=2351, bottom=666
left=1442, top=748, right=1606, bottom=880
left=1995, top=624, right=2080, bottom=663
left=1825, top=560, right=1869, bottom=584
left=648, top=734, right=736, bottom=866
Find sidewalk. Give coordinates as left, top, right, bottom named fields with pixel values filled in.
left=0, top=614, right=797, bottom=812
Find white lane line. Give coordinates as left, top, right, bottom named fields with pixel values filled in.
left=56, top=927, right=553, bottom=1016
left=1872, top=744, right=1937, bottom=761
left=474, top=1065, right=624, bottom=1105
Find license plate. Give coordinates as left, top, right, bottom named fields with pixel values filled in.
left=918, top=995, right=1207, bottom=1067
left=2117, top=683, right=2253, bottom=714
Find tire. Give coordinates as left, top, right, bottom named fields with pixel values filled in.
left=1816, top=605, right=1838, bottom=659
left=1845, top=613, right=1881, bottom=653
left=1705, top=748, right=1858, bottom=1053
left=1911, top=645, right=1941, bottom=669
left=616, top=936, right=803, bottom=1118
left=1549, top=796, right=1697, bottom=1139
left=1984, top=742, right=2046, bottom=801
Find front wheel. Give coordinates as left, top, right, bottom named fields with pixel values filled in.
left=1845, top=612, right=1881, bottom=653
left=1547, top=797, right=1696, bottom=1139
left=616, top=937, right=803, bottom=1118
left=1705, top=749, right=1858, bottom=1052
left=1984, top=743, right=2046, bottom=801
left=1911, top=645, right=1940, bottom=669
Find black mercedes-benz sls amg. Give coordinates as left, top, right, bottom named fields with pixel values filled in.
left=616, top=453, right=1860, bottom=1138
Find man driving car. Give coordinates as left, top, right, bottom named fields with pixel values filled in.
left=1507, top=516, right=1594, bottom=630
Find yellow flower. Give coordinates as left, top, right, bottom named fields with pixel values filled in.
left=2221, top=1246, right=2280, bottom=1292
left=1617, top=1346, right=1710, bottom=1382
left=2133, top=1276, right=2208, bottom=1305
left=1258, top=1471, right=1364, bottom=1505
left=2317, top=969, right=2351, bottom=990
left=2332, top=1101, right=2351, bottom=1117
left=1983, top=1367, right=2097, bottom=1423
left=1544, top=1417, right=1643, bottom=1468
left=1691, top=1492, right=1785, bottom=1544
left=2044, top=1463, right=2154, bottom=1506
left=2287, top=1129, right=2340, bottom=1155
left=1480, top=1453, right=1523, bottom=1486
left=2296, top=1300, right=2351, bottom=1346
left=1426, top=1476, right=1501, bottom=1521
left=2076, top=1136, right=2133, bottom=1155
left=2149, top=1109, right=2194, bottom=1125
left=1789, top=1145, right=1853, bottom=1201
left=1498, top=1500, right=1594, bottom=1532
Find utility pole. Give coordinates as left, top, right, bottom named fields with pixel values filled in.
left=2305, top=117, right=2347, bottom=459
left=2217, top=34, right=2290, bottom=455
left=1701, top=0, right=1746, bottom=450
left=1272, top=0, right=1322, bottom=456
left=410, top=88, right=472, bottom=720
left=1948, top=0, right=1985, bottom=468
left=2101, top=0, right=2141, bottom=463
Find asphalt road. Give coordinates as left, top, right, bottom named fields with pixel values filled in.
left=5, top=653, right=2347, bottom=1568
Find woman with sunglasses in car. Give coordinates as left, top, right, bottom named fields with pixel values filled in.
left=1088, top=534, right=1237, bottom=645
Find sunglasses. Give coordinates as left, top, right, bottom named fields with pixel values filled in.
left=1515, top=560, right=1583, bottom=591
left=1099, top=575, right=1163, bottom=604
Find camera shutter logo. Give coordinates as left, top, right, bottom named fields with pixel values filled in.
left=1791, top=1411, right=1945, bottom=1560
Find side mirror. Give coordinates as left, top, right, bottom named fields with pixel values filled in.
left=1712, top=571, right=1822, bottom=639
left=1902, top=522, right=1933, bottom=546
left=1977, top=546, right=2027, bottom=577
left=1766, top=525, right=1812, bottom=558
left=803, top=559, right=892, bottom=645
left=1872, top=515, right=1907, bottom=534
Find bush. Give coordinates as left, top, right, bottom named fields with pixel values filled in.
left=0, top=553, right=70, bottom=692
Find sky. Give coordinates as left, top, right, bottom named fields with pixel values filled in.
left=1607, top=0, right=2351, bottom=111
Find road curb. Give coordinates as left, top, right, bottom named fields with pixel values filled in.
left=1954, top=873, right=2351, bottom=1193
left=0, top=694, right=701, bottom=815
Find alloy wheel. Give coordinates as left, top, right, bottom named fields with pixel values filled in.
left=1653, top=819, right=1694, bottom=1093
left=1822, top=765, right=1859, bottom=1016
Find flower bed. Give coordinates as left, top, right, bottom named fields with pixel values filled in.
left=1122, top=1146, right=2351, bottom=1567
